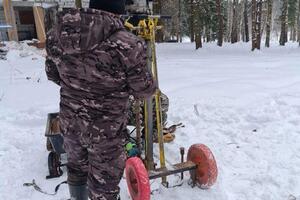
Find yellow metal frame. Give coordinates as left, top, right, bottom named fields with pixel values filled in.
left=126, top=17, right=167, bottom=185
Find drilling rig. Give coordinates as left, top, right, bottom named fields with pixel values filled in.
left=43, top=2, right=218, bottom=200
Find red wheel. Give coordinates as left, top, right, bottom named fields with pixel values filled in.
left=125, top=157, right=150, bottom=200
left=187, top=144, right=218, bottom=189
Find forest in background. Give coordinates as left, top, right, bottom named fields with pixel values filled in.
left=152, top=0, right=300, bottom=50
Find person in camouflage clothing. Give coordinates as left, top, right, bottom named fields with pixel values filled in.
left=45, top=1, right=156, bottom=199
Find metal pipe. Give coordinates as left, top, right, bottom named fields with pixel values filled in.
left=144, top=42, right=154, bottom=170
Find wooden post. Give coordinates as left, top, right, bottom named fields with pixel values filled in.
left=3, top=0, right=18, bottom=41
left=33, top=6, right=46, bottom=45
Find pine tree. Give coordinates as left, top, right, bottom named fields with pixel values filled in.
left=201, top=0, right=217, bottom=42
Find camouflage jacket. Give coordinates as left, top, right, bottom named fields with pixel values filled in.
left=45, top=8, right=156, bottom=126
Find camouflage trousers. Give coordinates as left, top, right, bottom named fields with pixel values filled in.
left=60, top=114, right=127, bottom=200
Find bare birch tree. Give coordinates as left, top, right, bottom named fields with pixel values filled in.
left=252, top=0, right=262, bottom=50
left=279, top=0, right=288, bottom=45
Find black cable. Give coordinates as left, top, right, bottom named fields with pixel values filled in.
left=23, top=179, right=67, bottom=196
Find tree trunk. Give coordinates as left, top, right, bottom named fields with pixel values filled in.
left=252, top=0, right=262, bottom=50
left=256, top=0, right=262, bottom=49
left=280, top=0, right=288, bottom=46
left=251, top=0, right=257, bottom=50
left=153, top=0, right=162, bottom=14
left=75, top=0, right=82, bottom=8
left=195, top=33, right=202, bottom=49
left=298, top=0, right=300, bottom=45
left=265, top=0, right=272, bottom=47
left=195, top=18, right=202, bottom=49
left=226, top=0, right=233, bottom=42
left=231, top=0, right=238, bottom=43
left=216, top=0, right=223, bottom=46
left=153, top=0, right=164, bottom=42
left=177, top=0, right=182, bottom=42
left=205, top=26, right=211, bottom=42
left=237, top=1, right=243, bottom=42
left=194, top=1, right=203, bottom=49
left=241, top=1, right=245, bottom=42
left=291, top=26, right=296, bottom=41
left=190, top=0, right=195, bottom=42
left=244, top=0, right=250, bottom=42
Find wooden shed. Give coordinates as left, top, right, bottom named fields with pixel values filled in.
left=0, top=0, right=89, bottom=46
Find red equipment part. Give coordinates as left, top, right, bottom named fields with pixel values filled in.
left=125, top=157, right=151, bottom=200
left=187, top=144, right=218, bottom=189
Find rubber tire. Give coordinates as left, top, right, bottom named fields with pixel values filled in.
left=187, top=144, right=218, bottom=189
left=125, top=157, right=150, bottom=200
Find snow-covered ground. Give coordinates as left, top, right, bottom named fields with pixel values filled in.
left=0, top=42, right=300, bottom=200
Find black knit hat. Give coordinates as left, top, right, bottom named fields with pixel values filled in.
left=89, top=0, right=126, bottom=14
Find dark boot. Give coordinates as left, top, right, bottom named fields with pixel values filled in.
left=69, top=184, right=88, bottom=200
